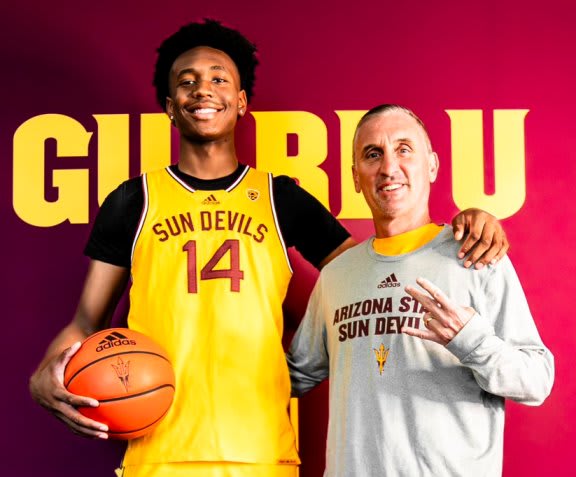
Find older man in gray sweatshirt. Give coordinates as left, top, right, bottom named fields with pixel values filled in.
left=287, top=104, right=554, bottom=477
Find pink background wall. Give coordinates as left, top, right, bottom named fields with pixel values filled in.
left=2, top=0, right=574, bottom=475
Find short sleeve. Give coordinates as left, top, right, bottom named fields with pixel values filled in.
left=273, top=176, right=351, bottom=268
left=83, top=177, right=143, bottom=268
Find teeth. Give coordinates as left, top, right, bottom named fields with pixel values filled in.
left=382, top=184, right=402, bottom=191
left=193, top=108, right=217, bottom=114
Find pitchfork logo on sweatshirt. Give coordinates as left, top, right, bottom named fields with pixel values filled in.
left=373, top=343, right=390, bottom=375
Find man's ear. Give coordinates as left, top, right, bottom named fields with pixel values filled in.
left=166, top=98, right=175, bottom=123
left=428, top=152, right=439, bottom=183
left=238, top=90, right=248, bottom=117
left=352, top=164, right=361, bottom=193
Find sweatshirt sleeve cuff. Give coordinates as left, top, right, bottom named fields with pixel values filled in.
left=446, top=313, right=495, bottom=362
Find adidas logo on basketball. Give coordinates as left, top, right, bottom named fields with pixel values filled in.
left=96, top=331, right=137, bottom=352
left=202, top=194, right=220, bottom=205
left=377, top=273, right=401, bottom=288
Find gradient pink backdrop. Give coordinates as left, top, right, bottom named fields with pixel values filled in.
left=2, top=0, right=574, bottom=475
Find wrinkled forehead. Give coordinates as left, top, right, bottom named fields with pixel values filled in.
left=355, top=110, right=427, bottom=147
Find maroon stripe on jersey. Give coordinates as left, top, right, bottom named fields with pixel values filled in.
left=268, top=172, right=292, bottom=274
left=131, top=174, right=150, bottom=263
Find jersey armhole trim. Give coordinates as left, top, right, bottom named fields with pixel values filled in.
left=269, top=173, right=293, bottom=274
left=130, top=174, right=149, bottom=264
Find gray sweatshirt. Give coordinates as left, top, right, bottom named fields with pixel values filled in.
left=287, top=226, right=554, bottom=477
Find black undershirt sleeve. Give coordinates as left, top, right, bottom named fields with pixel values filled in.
left=272, top=175, right=351, bottom=268
left=83, top=177, right=143, bottom=268
left=84, top=167, right=351, bottom=270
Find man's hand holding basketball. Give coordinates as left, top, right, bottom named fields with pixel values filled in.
left=401, top=278, right=475, bottom=346
left=29, top=343, right=109, bottom=439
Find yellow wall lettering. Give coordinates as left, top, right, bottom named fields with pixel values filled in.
left=446, top=109, right=528, bottom=219
left=13, top=114, right=91, bottom=227
left=12, top=109, right=530, bottom=227
left=251, top=111, right=330, bottom=209
left=335, top=110, right=372, bottom=219
left=96, top=113, right=172, bottom=205
left=140, top=113, right=171, bottom=175
left=94, top=114, right=129, bottom=205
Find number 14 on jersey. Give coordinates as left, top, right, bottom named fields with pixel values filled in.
left=182, top=239, right=244, bottom=293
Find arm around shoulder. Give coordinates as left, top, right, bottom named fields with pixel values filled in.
left=451, top=208, right=509, bottom=269
left=273, top=175, right=352, bottom=269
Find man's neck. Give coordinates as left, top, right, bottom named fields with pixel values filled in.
left=374, top=212, right=433, bottom=238
left=372, top=223, right=443, bottom=256
left=177, top=138, right=239, bottom=179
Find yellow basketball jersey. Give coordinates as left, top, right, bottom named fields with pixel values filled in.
left=123, top=167, right=298, bottom=466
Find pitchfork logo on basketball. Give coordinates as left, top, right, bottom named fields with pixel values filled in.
left=111, top=357, right=131, bottom=392
left=246, top=189, right=260, bottom=201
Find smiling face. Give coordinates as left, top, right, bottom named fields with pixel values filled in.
left=352, top=109, right=439, bottom=236
left=165, top=46, right=247, bottom=142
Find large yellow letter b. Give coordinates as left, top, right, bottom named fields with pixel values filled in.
left=251, top=111, right=329, bottom=208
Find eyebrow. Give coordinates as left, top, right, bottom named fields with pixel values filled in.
left=176, top=65, right=227, bottom=77
left=360, top=138, right=415, bottom=154
left=360, top=144, right=382, bottom=156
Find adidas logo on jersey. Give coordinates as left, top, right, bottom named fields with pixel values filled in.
left=377, top=273, right=400, bottom=288
left=202, top=194, right=220, bottom=205
left=96, top=331, right=137, bottom=352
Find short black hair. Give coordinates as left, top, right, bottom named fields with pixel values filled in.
left=153, top=19, right=258, bottom=111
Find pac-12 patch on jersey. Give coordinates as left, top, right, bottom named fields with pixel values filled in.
left=246, top=189, right=260, bottom=201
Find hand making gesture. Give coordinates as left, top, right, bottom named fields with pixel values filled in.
left=402, top=277, right=476, bottom=345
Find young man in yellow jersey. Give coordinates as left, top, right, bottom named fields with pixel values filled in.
left=287, top=104, right=553, bottom=476
left=30, top=21, right=508, bottom=477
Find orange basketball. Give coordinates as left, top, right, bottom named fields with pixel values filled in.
left=64, top=328, right=175, bottom=440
